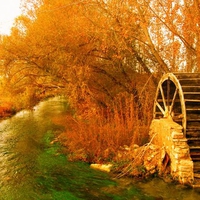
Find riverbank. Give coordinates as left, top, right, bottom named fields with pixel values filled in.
left=1, top=97, right=200, bottom=199
left=0, top=96, right=161, bottom=200
left=54, top=112, right=175, bottom=184
left=0, top=97, right=186, bottom=186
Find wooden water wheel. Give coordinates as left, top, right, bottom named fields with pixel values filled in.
left=153, top=72, right=200, bottom=174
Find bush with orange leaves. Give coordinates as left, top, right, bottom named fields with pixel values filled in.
left=0, top=102, right=15, bottom=118
left=55, top=91, right=153, bottom=164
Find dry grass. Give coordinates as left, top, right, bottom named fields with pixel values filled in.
left=55, top=91, right=153, bottom=163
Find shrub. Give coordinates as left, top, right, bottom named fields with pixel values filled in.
left=55, top=91, right=153, bottom=164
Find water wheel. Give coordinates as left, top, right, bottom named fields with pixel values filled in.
left=153, top=72, right=200, bottom=173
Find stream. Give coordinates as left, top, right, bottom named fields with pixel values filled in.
left=0, top=96, right=200, bottom=200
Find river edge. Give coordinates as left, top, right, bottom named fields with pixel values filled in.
left=89, top=143, right=176, bottom=184
left=0, top=97, right=159, bottom=200
left=0, top=97, right=194, bottom=190
left=0, top=100, right=185, bottom=186
left=1, top=96, right=200, bottom=199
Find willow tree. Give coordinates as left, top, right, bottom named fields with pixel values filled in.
left=2, top=0, right=200, bottom=110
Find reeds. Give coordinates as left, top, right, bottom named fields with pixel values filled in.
left=56, top=91, right=153, bottom=163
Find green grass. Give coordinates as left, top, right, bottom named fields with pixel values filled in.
left=33, top=130, right=156, bottom=200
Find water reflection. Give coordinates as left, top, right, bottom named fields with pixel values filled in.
left=136, top=177, right=200, bottom=200
left=0, top=96, right=199, bottom=199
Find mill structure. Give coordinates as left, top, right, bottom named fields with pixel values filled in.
left=153, top=72, right=200, bottom=186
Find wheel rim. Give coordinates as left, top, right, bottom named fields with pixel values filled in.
left=153, top=73, right=186, bottom=134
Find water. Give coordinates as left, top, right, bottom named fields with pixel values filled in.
left=0, top=97, right=200, bottom=200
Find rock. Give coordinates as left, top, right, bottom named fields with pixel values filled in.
left=114, top=144, right=168, bottom=178
left=90, top=164, right=113, bottom=172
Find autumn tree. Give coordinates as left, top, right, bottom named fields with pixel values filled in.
left=146, top=0, right=200, bottom=72
left=3, top=0, right=200, bottom=111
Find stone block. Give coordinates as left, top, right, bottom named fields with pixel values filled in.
left=170, top=159, right=179, bottom=172
left=179, top=159, right=193, bottom=167
left=171, top=131, right=184, bottom=139
left=178, top=165, right=193, bottom=172
left=173, top=143, right=188, bottom=150
left=173, top=152, right=190, bottom=159
left=173, top=138, right=187, bottom=143
left=179, top=176, right=194, bottom=185
left=178, top=171, right=193, bottom=178
left=173, top=147, right=189, bottom=154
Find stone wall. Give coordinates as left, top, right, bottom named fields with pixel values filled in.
left=149, top=118, right=194, bottom=185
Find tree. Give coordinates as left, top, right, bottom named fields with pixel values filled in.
left=4, top=0, right=200, bottom=110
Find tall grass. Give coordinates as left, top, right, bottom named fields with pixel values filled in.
left=56, top=91, right=153, bottom=163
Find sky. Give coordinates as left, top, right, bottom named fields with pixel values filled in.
left=0, top=0, right=22, bottom=35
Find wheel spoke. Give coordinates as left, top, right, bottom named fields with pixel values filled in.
left=169, top=88, right=178, bottom=114
left=156, top=101, right=165, bottom=115
left=167, top=78, right=170, bottom=111
left=159, top=85, right=167, bottom=110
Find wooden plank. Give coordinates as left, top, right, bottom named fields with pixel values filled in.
left=190, top=152, right=200, bottom=155
left=182, top=86, right=200, bottom=93
left=179, top=79, right=200, bottom=86
left=187, top=133, right=200, bottom=139
left=179, top=78, right=200, bottom=80
left=187, top=119, right=200, bottom=122
left=187, top=138, right=200, bottom=141
left=193, top=162, right=200, bottom=167
left=192, top=184, right=200, bottom=188
left=189, top=146, right=200, bottom=150
left=187, top=127, right=200, bottom=131
left=194, top=173, right=200, bottom=179
left=185, top=99, right=200, bottom=102
left=173, top=73, right=200, bottom=79
left=186, top=108, right=200, bottom=111
left=191, top=158, right=200, bottom=161
left=184, top=92, right=200, bottom=95
left=194, top=173, right=200, bottom=178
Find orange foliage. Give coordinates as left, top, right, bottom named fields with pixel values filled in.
left=0, top=102, right=14, bottom=118
left=54, top=92, right=152, bottom=163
